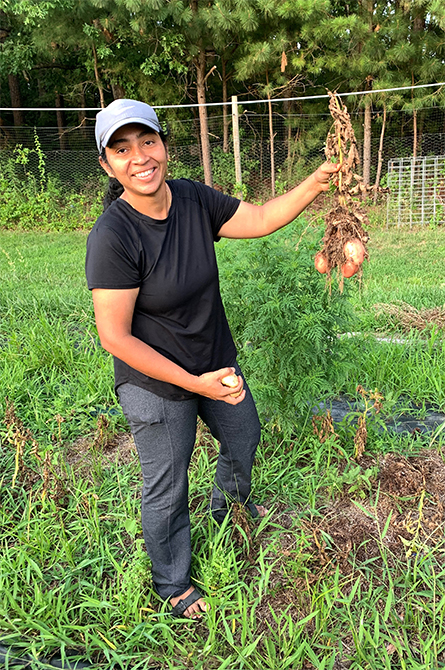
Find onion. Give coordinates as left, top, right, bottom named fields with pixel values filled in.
left=314, top=252, right=328, bottom=274
left=343, top=239, right=365, bottom=265
left=341, top=260, right=359, bottom=278
left=221, top=374, right=243, bottom=398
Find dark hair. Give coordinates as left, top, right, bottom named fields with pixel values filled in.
left=100, top=128, right=169, bottom=212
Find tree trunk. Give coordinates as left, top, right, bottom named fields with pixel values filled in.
left=413, top=108, right=417, bottom=158
left=222, top=59, right=229, bottom=154
left=55, top=92, right=68, bottom=151
left=266, top=71, right=275, bottom=197
left=373, top=105, right=386, bottom=203
left=92, top=44, right=105, bottom=108
left=285, top=98, right=293, bottom=183
left=267, top=93, right=275, bottom=198
left=78, top=87, right=87, bottom=141
left=363, top=93, right=372, bottom=187
left=195, top=50, right=213, bottom=187
left=8, top=74, right=25, bottom=126
left=111, top=83, right=126, bottom=99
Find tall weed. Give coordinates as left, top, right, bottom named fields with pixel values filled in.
left=0, top=135, right=103, bottom=231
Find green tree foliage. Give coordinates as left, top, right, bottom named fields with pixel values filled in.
left=1, top=0, right=445, bottom=185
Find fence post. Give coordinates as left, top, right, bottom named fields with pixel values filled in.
left=398, top=160, right=402, bottom=228
left=232, top=96, right=242, bottom=199
left=386, top=160, right=391, bottom=228
left=421, top=157, right=426, bottom=226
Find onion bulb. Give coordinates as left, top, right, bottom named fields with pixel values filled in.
left=314, top=252, right=328, bottom=274
left=341, top=260, right=359, bottom=278
left=343, top=239, right=365, bottom=266
left=221, top=374, right=243, bottom=398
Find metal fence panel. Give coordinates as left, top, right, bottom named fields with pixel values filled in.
left=387, top=155, right=445, bottom=227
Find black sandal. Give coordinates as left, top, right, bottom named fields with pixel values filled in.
left=170, top=588, right=204, bottom=619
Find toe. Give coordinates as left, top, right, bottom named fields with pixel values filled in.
left=185, top=598, right=208, bottom=619
left=254, top=504, right=269, bottom=517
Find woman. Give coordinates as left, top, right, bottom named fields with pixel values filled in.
left=86, top=99, right=339, bottom=620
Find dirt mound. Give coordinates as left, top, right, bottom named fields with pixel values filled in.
left=65, top=431, right=137, bottom=474
left=249, top=450, right=445, bottom=637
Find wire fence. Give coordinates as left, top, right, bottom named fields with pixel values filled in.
left=2, top=96, right=445, bottom=208
left=387, top=155, right=445, bottom=227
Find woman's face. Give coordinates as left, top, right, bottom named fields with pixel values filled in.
left=100, top=123, right=168, bottom=200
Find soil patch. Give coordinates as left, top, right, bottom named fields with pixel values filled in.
left=64, top=431, right=137, bottom=475
left=248, top=449, right=445, bottom=637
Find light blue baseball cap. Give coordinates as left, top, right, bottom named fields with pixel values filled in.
left=95, top=99, right=164, bottom=153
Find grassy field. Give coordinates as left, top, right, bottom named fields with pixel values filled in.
left=2, top=220, right=445, bottom=669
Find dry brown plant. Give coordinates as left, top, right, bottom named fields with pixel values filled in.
left=318, top=92, right=371, bottom=286
left=312, top=411, right=339, bottom=444
left=231, top=502, right=253, bottom=561
left=374, top=301, right=445, bottom=333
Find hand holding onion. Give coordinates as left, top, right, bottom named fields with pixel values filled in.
left=221, top=373, right=243, bottom=398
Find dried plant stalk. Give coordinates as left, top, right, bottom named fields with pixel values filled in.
left=318, top=91, right=371, bottom=284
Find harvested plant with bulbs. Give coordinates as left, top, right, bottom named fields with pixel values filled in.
left=315, top=91, right=370, bottom=286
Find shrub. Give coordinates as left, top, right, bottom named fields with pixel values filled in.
left=217, top=221, right=353, bottom=434
left=0, top=134, right=104, bottom=230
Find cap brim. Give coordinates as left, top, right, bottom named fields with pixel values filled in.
left=101, top=117, right=162, bottom=151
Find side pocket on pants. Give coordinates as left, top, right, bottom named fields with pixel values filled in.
left=117, top=383, right=165, bottom=427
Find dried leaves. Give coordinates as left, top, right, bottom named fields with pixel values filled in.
left=3, top=398, right=67, bottom=505
left=318, top=91, right=371, bottom=285
left=231, top=501, right=254, bottom=561
left=374, top=301, right=445, bottom=333
left=312, top=411, right=338, bottom=444
left=313, top=386, right=384, bottom=463
left=325, top=92, right=361, bottom=197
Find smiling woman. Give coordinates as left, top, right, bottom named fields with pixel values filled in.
left=99, top=125, right=171, bottom=217
left=85, top=98, right=338, bottom=622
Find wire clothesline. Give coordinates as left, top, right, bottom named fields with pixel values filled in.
left=1, top=81, right=444, bottom=113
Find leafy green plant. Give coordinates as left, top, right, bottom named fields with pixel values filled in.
left=121, top=539, right=152, bottom=598
left=218, top=220, right=353, bottom=434
left=326, top=463, right=378, bottom=499
left=211, top=143, right=259, bottom=197
left=0, top=135, right=104, bottom=231
left=196, top=540, right=234, bottom=591
left=166, top=153, right=204, bottom=182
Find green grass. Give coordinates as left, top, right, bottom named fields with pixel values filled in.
left=2, top=221, right=445, bottom=668
left=352, top=225, right=445, bottom=321
left=343, top=225, right=445, bottom=410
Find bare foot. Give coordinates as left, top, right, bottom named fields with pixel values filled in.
left=254, top=504, right=269, bottom=517
left=170, top=586, right=208, bottom=620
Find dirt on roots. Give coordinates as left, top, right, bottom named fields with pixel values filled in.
left=316, top=91, right=371, bottom=284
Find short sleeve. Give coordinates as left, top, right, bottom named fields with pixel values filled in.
left=85, top=223, right=141, bottom=290
left=186, top=181, right=240, bottom=240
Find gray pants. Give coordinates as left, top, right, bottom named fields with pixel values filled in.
left=117, top=365, right=261, bottom=600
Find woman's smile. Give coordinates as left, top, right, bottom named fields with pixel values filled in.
left=134, top=167, right=156, bottom=179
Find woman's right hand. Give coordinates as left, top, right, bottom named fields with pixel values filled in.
left=194, top=368, right=245, bottom=404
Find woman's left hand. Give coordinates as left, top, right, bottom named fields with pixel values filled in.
left=194, top=368, right=246, bottom=404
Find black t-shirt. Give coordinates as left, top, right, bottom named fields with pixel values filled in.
left=85, top=179, right=240, bottom=400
